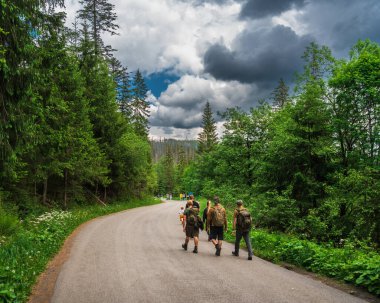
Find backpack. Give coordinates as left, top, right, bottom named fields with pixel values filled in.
left=195, top=215, right=204, bottom=230
left=212, top=207, right=225, bottom=227
left=187, top=208, right=199, bottom=226
left=236, top=208, right=252, bottom=232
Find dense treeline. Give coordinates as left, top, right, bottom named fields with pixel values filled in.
left=150, top=139, right=197, bottom=164
left=182, top=40, right=380, bottom=247
left=0, top=0, right=154, bottom=213
left=152, top=140, right=197, bottom=195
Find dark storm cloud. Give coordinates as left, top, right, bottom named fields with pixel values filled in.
left=204, top=25, right=313, bottom=85
left=299, top=0, right=380, bottom=54
left=240, top=0, right=306, bottom=19
left=186, top=0, right=239, bottom=5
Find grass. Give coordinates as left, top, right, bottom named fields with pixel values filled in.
left=0, top=197, right=161, bottom=303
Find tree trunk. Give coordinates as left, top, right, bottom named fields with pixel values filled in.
left=43, top=177, right=48, bottom=205
left=64, top=169, right=68, bottom=209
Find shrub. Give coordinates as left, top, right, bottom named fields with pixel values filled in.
left=249, top=230, right=380, bottom=296
left=0, top=208, right=19, bottom=237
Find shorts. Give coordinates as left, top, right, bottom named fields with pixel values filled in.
left=186, top=225, right=199, bottom=238
left=210, top=226, right=224, bottom=241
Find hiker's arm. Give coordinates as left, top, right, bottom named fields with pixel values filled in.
left=233, top=210, right=237, bottom=230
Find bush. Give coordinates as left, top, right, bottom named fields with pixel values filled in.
left=0, top=208, right=19, bottom=237
left=249, top=230, right=380, bottom=296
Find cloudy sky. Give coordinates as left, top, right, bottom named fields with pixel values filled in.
left=66, top=0, right=380, bottom=140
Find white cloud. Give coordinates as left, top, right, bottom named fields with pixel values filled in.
left=102, top=0, right=244, bottom=75
left=148, top=74, right=257, bottom=138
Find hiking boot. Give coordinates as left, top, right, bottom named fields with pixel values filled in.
left=193, top=246, right=198, bottom=254
left=248, top=256, right=252, bottom=260
left=232, top=251, right=239, bottom=257
left=216, top=246, right=221, bottom=256
left=182, top=243, right=188, bottom=251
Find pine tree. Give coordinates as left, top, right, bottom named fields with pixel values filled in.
left=78, top=0, right=119, bottom=57
left=272, top=78, right=289, bottom=108
left=109, top=57, right=131, bottom=119
left=197, top=102, right=218, bottom=153
left=131, top=69, right=150, bottom=137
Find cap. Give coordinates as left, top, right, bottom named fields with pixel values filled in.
left=236, top=200, right=243, bottom=206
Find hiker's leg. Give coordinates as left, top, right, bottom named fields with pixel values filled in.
left=185, top=236, right=190, bottom=244
left=235, top=230, right=243, bottom=254
left=194, top=236, right=199, bottom=246
left=243, top=232, right=253, bottom=257
left=210, top=227, right=218, bottom=246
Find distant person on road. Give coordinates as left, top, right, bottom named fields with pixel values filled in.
left=232, top=200, right=253, bottom=260
left=207, top=196, right=227, bottom=256
left=203, top=200, right=212, bottom=241
left=189, top=194, right=200, bottom=210
left=178, top=206, right=185, bottom=223
left=182, top=200, right=201, bottom=253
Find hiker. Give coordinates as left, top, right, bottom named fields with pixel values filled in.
left=189, top=194, right=200, bottom=209
left=182, top=200, right=202, bottom=253
left=203, top=200, right=212, bottom=241
left=232, top=200, right=253, bottom=260
left=207, top=196, right=227, bottom=256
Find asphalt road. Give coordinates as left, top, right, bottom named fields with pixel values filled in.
left=51, top=200, right=368, bottom=303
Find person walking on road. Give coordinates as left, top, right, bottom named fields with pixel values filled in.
left=207, top=196, right=227, bottom=256
left=182, top=200, right=200, bottom=253
left=232, top=200, right=253, bottom=260
left=203, top=200, right=212, bottom=241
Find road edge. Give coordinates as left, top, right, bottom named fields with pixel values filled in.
left=27, top=201, right=163, bottom=303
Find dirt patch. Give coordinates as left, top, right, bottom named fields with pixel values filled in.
left=28, top=220, right=92, bottom=303
left=279, top=262, right=380, bottom=303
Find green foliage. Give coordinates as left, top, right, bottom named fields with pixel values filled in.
left=0, top=0, right=155, bottom=209
left=197, top=101, right=218, bottom=154
left=130, top=70, right=150, bottom=138
left=0, top=198, right=160, bottom=303
left=246, top=230, right=380, bottom=295
left=0, top=207, right=19, bottom=237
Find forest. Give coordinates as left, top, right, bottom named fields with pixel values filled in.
left=0, top=0, right=154, bottom=217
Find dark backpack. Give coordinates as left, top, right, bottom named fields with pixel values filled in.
left=237, top=208, right=252, bottom=232
left=187, top=208, right=199, bottom=226
left=195, top=215, right=204, bottom=230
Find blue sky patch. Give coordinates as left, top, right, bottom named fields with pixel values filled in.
left=145, top=71, right=180, bottom=98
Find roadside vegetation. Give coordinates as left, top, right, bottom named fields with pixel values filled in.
left=0, top=197, right=160, bottom=303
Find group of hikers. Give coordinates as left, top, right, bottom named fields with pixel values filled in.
left=178, top=195, right=253, bottom=260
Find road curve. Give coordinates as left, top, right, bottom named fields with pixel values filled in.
left=51, top=200, right=368, bottom=303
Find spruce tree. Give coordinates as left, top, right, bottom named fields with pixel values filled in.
left=131, top=69, right=150, bottom=137
left=78, top=0, right=119, bottom=57
left=197, top=102, right=218, bottom=153
left=272, top=78, right=289, bottom=109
